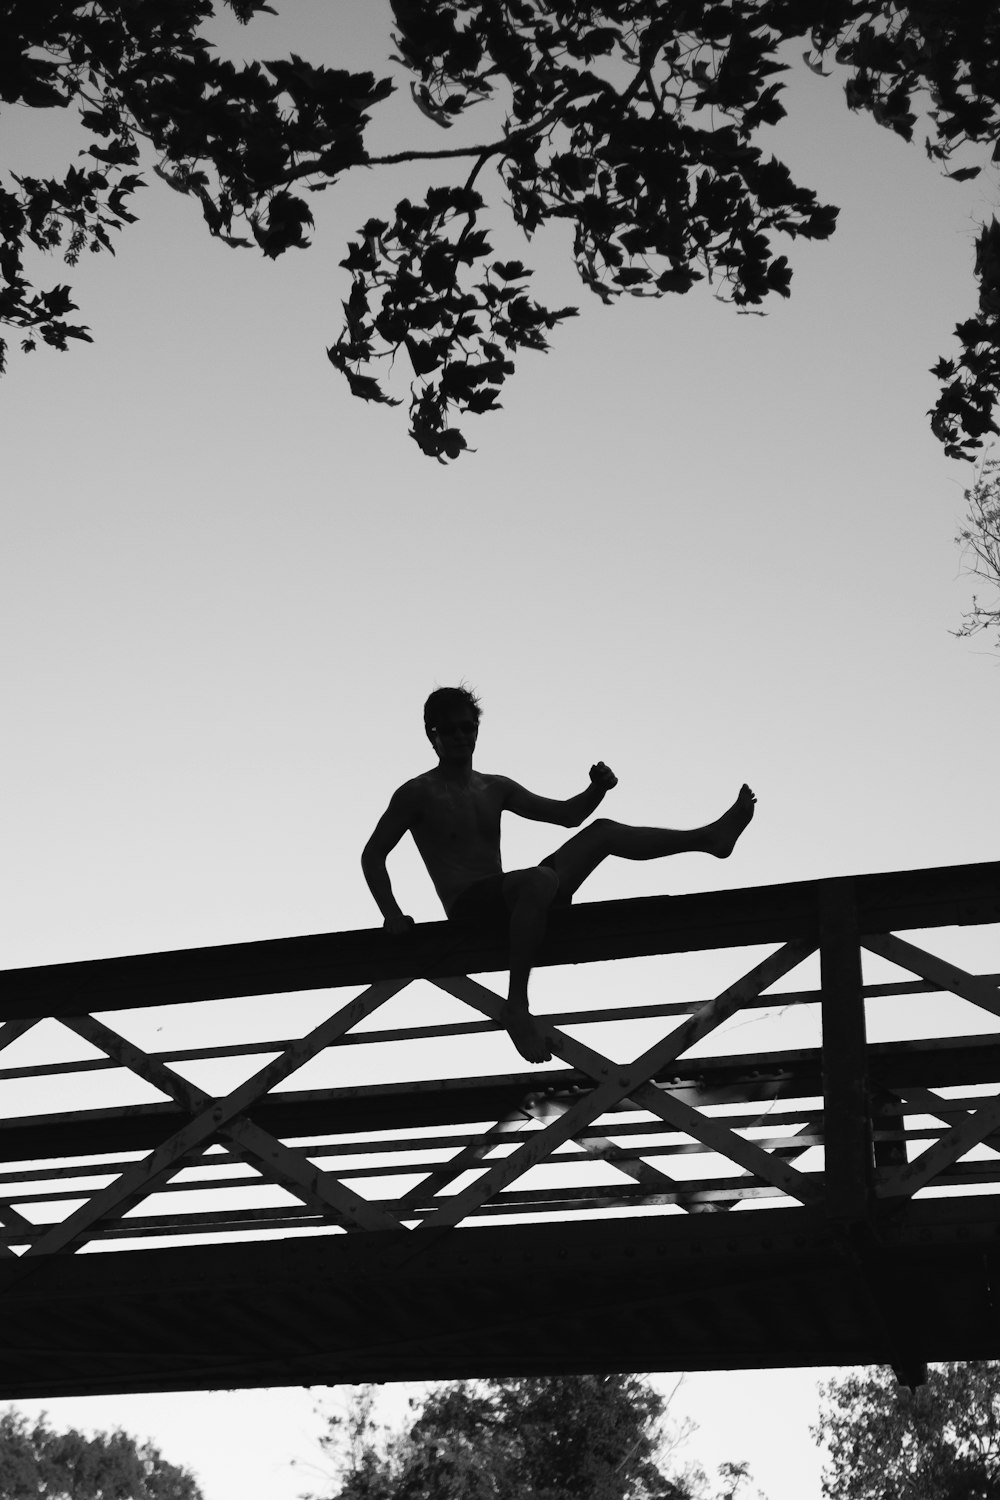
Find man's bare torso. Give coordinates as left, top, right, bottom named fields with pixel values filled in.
left=401, top=768, right=509, bottom=913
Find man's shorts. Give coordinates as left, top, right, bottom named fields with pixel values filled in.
left=447, top=874, right=510, bottom=926
left=447, top=861, right=569, bottom=925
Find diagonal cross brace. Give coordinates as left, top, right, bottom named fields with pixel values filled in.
left=516, top=1089, right=818, bottom=1215
left=0, top=1204, right=35, bottom=1258
left=424, top=940, right=819, bottom=1228
left=398, top=1065, right=697, bottom=1214
left=411, top=1052, right=683, bottom=1231
left=573, top=1098, right=826, bottom=1212
left=62, top=1013, right=405, bottom=1235
left=436, top=941, right=820, bottom=1217
left=878, top=1095, right=1000, bottom=1198
left=438, top=939, right=812, bottom=1096
left=396, top=1098, right=712, bottom=1219
left=0, top=1018, right=41, bottom=1057
left=627, top=1077, right=822, bottom=1202
left=221, top=1114, right=404, bottom=1231
left=0, top=1018, right=47, bottom=1256
left=523, top=1091, right=696, bottom=1203
left=878, top=1082, right=1000, bottom=1199
left=859, top=936, right=1000, bottom=1199
left=893, top=1084, right=1000, bottom=1152
left=24, top=979, right=411, bottom=1256
left=64, top=1013, right=207, bottom=1112
left=863, top=934, right=1000, bottom=1019
left=398, top=1106, right=537, bottom=1208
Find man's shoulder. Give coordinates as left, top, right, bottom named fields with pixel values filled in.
left=393, top=771, right=434, bottom=804
left=478, top=771, right=512, bottom=795
left=393, top=769, right=457, bottom=809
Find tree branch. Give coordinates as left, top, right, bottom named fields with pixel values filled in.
left=283, top=98, right=575, bottom=185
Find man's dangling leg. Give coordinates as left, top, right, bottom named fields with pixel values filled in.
left=499, top=865, right=560, bottom=1065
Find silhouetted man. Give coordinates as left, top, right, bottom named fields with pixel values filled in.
left=362, top=686, right=756, bottom=1064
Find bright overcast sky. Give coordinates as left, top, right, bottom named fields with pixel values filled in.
left=3, top=2, right=999, bottom=1498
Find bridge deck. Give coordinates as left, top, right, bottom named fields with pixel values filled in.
left=1, top=860, right=998, bottom=1395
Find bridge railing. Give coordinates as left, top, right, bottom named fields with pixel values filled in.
left=1, top=860, right=998, bottom=1258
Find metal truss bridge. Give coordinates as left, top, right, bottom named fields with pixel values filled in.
left=1, top=859, right=999, bottom=1397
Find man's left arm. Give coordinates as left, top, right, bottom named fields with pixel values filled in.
left=503, top=763, right=618, bottom=828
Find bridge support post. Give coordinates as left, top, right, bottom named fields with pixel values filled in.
left=819, top=880, right=927, bottom=1387
left=820, top=879, right=873, bottom=1218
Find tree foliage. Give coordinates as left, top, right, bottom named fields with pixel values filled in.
left=814, top=1362, right=1000, bottom=1500
left=954, top=456, right=1000, bottom=649
left=305, top=1375, right=763, bottom=1500
left=0, top=1407, right=203, bottom=1500
left=4, top=2, right=1000, bottom=458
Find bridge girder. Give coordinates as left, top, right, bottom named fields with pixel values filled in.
left=0, top=1201, right=996, bottom=1396
left=1, top=859, right=998, bottom=1395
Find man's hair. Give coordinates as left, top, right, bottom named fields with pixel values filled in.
left=424, top=684, right=482, bottom=741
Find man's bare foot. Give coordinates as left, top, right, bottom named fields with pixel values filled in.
left=501, top=1005, right=552, bottom=1065
left=705, top=784, right=756, bottom=858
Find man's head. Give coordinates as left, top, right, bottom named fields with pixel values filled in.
left=424, top=685, right=481, bottom=756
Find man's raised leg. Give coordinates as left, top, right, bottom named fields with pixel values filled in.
left=542, top=785, right=756, bottom=900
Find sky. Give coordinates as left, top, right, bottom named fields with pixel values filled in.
left=3, top=2, right=1000, bottom=1498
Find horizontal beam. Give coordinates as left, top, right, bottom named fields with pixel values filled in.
left=0, top=1124, right=984, bottom=1204
left=2, top=860, right=998, bottom=1023
left=4, top=1033, right=1000, bottom=1166
left=11, top=1153, right=1000, bottom=1250
left=2, top=1198, right=1000, bottom=1397
left=6, top=975, right=986, bottom=1086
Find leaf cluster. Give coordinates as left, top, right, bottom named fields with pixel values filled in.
left=0, top=0, right=391, bottom=368
left=814, top=1361, right=1000, bottom=1500
left=4, top=3, right=1000, bottom=457
left=933, top=219, right=1000, bottom=460
left=0, top=1407, right=204, bottom=1500
left=328, top=188, right=575, bottom=460
left=374, top=0, right=1000, bottom=456
left=814, top=5, right=1000, bottom=462
left=354, top=0, right=841, bottom=454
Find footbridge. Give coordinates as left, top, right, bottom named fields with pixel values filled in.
left=1, top=860, right=999, bottom=1396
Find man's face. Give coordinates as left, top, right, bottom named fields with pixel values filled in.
left=432, top=707, right=479, bottom=762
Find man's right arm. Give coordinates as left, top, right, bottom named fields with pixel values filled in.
left=361, top=786, right=415, bottom=933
